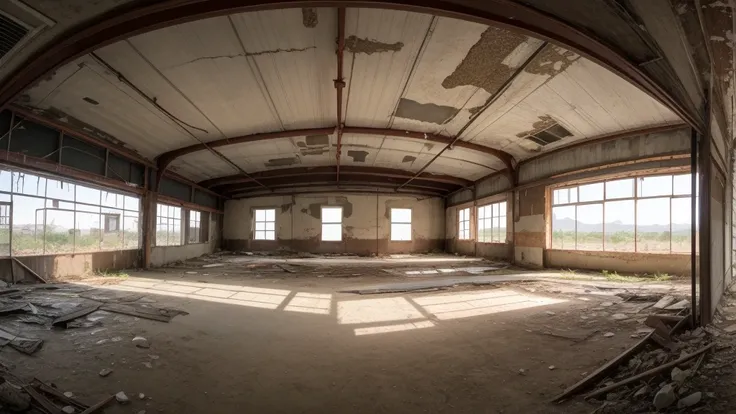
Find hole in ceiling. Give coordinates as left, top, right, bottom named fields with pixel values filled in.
left=524, top=123, right=571, bottom=146
left=83, top=97, right=99, bottom=105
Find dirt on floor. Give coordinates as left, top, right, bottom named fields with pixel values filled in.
left=0, top=253, right=732, bottom=413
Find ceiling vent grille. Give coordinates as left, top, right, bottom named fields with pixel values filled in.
left=0, top=13, right=29, bottom=61
left=525, top=123, right=572, bottom=146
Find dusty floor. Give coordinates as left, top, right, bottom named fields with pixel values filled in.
left=0, top=254, right=722, bottom=413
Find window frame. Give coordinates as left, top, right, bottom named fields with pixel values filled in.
left=390, top=208, right=412, bottom=242
left=477, top=201, right=507, bottom=244
left=550, top=172, right=693, bottom=254
left=188, top=210, right=202, bottom=244
left=253, top=208, right=276, bottom=241
left=458, top=207, right=471, bottom=240
left=156, top=203, right=183, bottom=247
left=321, top=206, right=343, bottom=242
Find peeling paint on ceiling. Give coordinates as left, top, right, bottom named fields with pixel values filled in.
left=347, top=150, right=369, bottom=162
left=394, top=98, right=458, bottom=124
left=265, top=157, right=299, bottom=167
left=346, top=35, right=404, bottom=54
left=525, top=46, right=580, bottom=77
left=302, top=8, right=318, bottom=28
left=442, top=27, right=528, bottom=93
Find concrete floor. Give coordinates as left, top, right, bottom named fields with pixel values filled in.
left=2, top=255, right=697, bottom=413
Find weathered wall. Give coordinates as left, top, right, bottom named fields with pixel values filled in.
left=223, top=193, right=445, bottom=255
left=545, top=250, right=692, bottom=276
left=514, top=185, right=545, bottom=268
left=3, top=249, right=140, bottom=283
left=150, top=214, right=219, bottom=267
left=445, top=193, right=512, bottom=260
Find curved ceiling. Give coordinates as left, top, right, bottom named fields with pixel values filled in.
left=15, top=6, right=682, bottom=197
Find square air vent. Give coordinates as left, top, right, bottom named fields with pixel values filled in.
left=525, top=123, right=572, bottom=146
left=0, top=1, right=54, bottom=66
left=0, top=12, right=30, bottom=61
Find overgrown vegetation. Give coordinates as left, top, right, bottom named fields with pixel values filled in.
left=601, top=269, right=673, bottom=283
left=552, top=230, right=690, bottom=253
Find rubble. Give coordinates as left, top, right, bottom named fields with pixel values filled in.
left=677, top=391, right=702, bottom=409
left=653, top=384, right=676, bottom=409
left=132, top=336, right=150, bottom=349
left=116, top=391, right=130, bottom=403
left=99, top=368, right=112, bottom=377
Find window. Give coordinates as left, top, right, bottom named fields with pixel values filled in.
left=0, top=168, right=141, bottom=255
left=156, top=204, right=182, bottom=246
left=478, top=201, right=507, bottom=243
left=321, top=207, right=342, bottom=241
left=104, top=214, right=119, bottom=233
left=189, top=210, right=201, bottom=243
left=551, top=173, right=694, bottom=253
left=458, top=208, right=470, bottom=240
left=254, top=208, right=275, bottom=240
left=391, top=208, right=412, bottom=241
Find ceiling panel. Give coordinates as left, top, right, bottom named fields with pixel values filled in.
left=127, top=15, right=282, bottom=139
left=230, top=8, right=336, bottom=130
left=343, top=9, right=433, bottom=128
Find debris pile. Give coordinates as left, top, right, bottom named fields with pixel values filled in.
left=0, top=375, right=122, bottom=413
left=552, top=310, right=736, bottom=413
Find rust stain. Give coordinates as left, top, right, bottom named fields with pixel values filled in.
left=442, top=27, right=527, bottom=94
left=345, top=36, right=404, bottom=54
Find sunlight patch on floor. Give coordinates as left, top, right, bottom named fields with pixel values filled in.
left=354, top=320, right=435, bottom=336
left=284, top=292, right=332, bottom=315
left=414, top=289, right=567, bottom=320
left=337, top=297, right=424, bottom=325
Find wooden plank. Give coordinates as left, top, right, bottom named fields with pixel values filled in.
left=550, top=331, right=653, bottom=402
left=13, top=258, right=46, bottom=283
left=52, top=304, right=101, bottom=327
left=100, top=303, right=171, bottom=323
left=32, top=379, right=89, bottom=411
left=23, top=385, right=62, bottom=414
left=584, top=343, right=716, bottom=400
left=79, top=395, right=114, bottom=414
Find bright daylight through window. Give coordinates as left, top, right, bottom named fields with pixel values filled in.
left=478, top=201, right=506, bottom=243
left=0, top=168, right=140, bottom=255
left=254, top=208, right=275, bottom=240
left=156, top=204, right=182, bottom=246
left=551, top=173, right=694, bottom=253
left=458, top=208, right=470, bottom=240
left=189, top=210, right=201, bottom=243
left=390, top=208, right=412, bottom=241
left=321, top=206, right=342, bottom=241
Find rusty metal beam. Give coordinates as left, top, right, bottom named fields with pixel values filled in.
left=0, top=0, right=701, bottom=147
left=229, top=184, right=444, bottom=199
left=225, top=181, right=450, bottom=195
left=335, top=7, right=346, bottom=183
left=200, top=166, right=472, bottom=188
left=219, top=174, right=456, bottom=194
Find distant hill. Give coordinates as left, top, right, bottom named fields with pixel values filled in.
left=552, top=217, right=691, bottom=233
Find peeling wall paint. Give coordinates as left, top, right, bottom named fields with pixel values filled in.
left=525, top=45, right=580, bottom=77
left=223, top=193, right=444, bottom=254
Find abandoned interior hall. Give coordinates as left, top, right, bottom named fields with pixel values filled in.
left=0, top=0, right=735, bottom=413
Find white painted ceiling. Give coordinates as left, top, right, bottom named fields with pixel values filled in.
left=18, top=7, right=681, bottom=189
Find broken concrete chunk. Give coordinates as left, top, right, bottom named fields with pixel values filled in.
left=653, top=384, right=676, bottom=409
left=600, top=302, right=613, bottom=307
left=603, top=332, right=615, bottom=337
left=62, top=406, right=75, bottom=414
left=132, top=336, right=150, bottom=349
left=611, top=313, right=628, bottom=321
left=545, top=311, right=556, bottom=316
left=653, top=296, right=676, bottom=309
left=677, top=391, right=702, bottom=408
left=99, top=368, right=113, bottom=377
left=142, top=362, right=152, bottom=369
left=63, top=391, right=74, bottom=398
left=139, top=393, right=145, bottom=400
left=518, top=369, right=526, bottom=375
left=671, top=367, right=689, bottom=384
left=723, top=324, right=736, bottom=333
left=115, top=391, right=129, bottom=403
left=548, top=365, right=555, bottom=370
